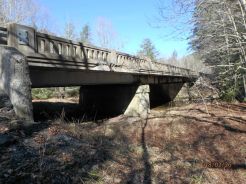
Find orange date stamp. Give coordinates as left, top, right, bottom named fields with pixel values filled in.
left=201, top=161, right=232, bottom=169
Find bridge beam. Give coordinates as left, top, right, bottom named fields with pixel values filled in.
left=0, top=46, right=33, bottom=121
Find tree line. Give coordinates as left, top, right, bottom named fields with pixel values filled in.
left=191, top=0, right=246, bottom=101
left=156, top=0, right=246, bottom=101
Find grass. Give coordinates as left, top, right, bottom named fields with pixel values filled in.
left=190, top=173, right=204, bottom=184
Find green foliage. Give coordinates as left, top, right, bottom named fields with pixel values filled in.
left=65, top=87, right=80, bottom=97
left=137, top=38, right=159, bottom=61
left=32, top=88, right=55, bottom=99
left=220, top=88, right=237, bottom=102
left=32, top=87, right=80, bottom=99
left=190, top=173, right=204, bottom=184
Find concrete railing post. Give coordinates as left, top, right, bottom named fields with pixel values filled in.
left=7, top=23, right=37, bottom=55
left=109, top=50, right=117, bottom=65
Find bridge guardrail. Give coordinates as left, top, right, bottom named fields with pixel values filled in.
left=1, top=23, right=198, bottom=78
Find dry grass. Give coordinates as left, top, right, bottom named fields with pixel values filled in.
left=0, top=101, right=246, bottom=183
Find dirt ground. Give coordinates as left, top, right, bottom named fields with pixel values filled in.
left=0, top=101, right=246, bottom=184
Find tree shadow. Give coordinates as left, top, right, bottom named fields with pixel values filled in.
left=141, top=118, right=152, bottom=184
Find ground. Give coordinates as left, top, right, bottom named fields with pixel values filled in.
left=0, top=101, right=246, bottom=184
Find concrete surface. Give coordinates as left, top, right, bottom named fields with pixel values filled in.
left=0, top=46, right=33, bottom=121
left=124, top=85, right=150, bottom=118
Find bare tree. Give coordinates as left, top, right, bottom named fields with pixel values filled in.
left=0, top=0, right=37, bottom=26
left=0, top=0, right=54, bottom=35
left=156, top=0, right=246, bottom=100
left=95, top=17, right=124, bottom=50
left=154, top=0, right=196, bottom=39
left=64, top=21, right=76, bottom=40
left=190, top=0, right=246, bottom=100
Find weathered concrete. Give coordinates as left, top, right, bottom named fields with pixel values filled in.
left=0, top=46, right=33, bottom=121
left=124, top=85, right=150, bottom=118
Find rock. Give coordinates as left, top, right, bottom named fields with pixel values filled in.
left=9, top=120, right=24, bottom=129
left=0, top=134, right=16, bottom=146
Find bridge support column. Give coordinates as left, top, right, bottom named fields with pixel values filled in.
left=79, top=84, right=150, bottom=118
left=0, top=46, right=33, bottom=121
left=124, top=85, right=150, bottom=118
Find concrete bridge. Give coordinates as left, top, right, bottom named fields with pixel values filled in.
left=0, top=24, right=198, bottom=121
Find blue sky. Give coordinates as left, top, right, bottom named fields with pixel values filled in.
left=37, top=0, right=192, bottom=58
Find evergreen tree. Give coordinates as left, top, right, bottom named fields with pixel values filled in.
left=138, top=38, right=159, bottom=61
left=80, top=24, right=91, bottom=44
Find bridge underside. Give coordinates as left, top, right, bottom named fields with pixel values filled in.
left=29, top=66, right=186, bottom=118
left=29, top=66, right=191, bottom=87
left=78, top=83, right=184, bottom=118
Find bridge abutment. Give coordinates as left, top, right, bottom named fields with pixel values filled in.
left=0, top=46, right=33, bottom=121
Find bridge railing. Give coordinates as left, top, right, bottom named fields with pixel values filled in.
left=1, top=23, right=198, bottom=77
left=0, top=27, right=7, bottom=45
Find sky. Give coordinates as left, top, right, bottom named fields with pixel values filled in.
left=37, top=0, right=192, bottom=58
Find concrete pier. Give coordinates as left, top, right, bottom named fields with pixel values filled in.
left=124, top=85, right=150, bottom=118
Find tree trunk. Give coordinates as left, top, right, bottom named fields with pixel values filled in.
left=243, top=75, right=246, bottom=98
left=239, top=0, right=246, bottom=13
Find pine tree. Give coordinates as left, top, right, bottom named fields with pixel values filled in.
left=138, top=38, right=159, bottom=61
left=80, top=24, right=91, bottom=44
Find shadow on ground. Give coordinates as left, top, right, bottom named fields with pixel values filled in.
left=0, top=101, right=246, bottom=183
left=32, top=101, right=121, bottom=122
